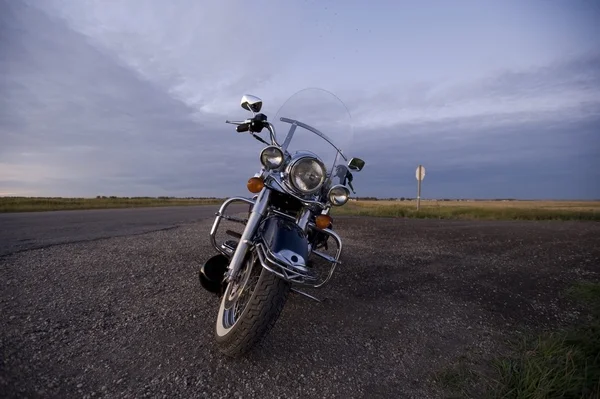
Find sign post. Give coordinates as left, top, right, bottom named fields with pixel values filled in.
left=415, top=165, right=426, bottom=210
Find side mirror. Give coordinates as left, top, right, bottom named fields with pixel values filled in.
left=348, top=157, right=365, bottom=171
left=241, top=94, right=263, bottom=113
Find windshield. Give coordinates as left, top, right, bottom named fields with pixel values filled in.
left=272, top=88, right=354, bottom=187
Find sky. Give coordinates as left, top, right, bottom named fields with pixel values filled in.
left=1, top=0, right=599, bottom=199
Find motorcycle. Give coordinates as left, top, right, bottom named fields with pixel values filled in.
left=199, top=88, right=365, bottom=357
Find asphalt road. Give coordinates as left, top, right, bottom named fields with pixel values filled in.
left=1, top=209, right=599, bottom=398
left=0, top=205, right=247, bottom=257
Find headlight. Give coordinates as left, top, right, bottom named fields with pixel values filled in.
left=260, top=146, right=284, bottom=170
left=289, top=156, right=326, bottom=194
left=328, top=184, right=350, bottom=206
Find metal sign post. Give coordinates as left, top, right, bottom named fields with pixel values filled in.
left=415, top=165, right=426, bottom=211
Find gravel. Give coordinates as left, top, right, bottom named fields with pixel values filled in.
left=1, top=214, right=599, bottom=398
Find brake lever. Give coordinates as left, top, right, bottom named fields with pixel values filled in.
left=225, top=119, right=248, bottom=125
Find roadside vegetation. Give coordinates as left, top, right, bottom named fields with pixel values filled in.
left=332, top=200, right=600, bottom=221
left=3, top=197, right=599, bottom=220
left=0, top=196, right=224, bottom=213
left=437, top=281, right=600, bottom=398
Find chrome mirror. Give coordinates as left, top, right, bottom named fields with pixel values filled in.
left=241, top=94, right=263, bottom=113
left=348, top=157, right=365, bottom=171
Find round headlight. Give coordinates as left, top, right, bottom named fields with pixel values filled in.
left=328, top=184, right=350, bottom=206
left=260, top=146, right=284, bottom=170
left=289, top=157, right=326, bottom=194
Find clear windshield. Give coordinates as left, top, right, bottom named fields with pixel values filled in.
left=272, top=88, right=354, bottom=187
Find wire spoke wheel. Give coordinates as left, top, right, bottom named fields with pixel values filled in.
left=221, top=252, right=261, bottom=330
left=215, top=248, right=291, bottom=357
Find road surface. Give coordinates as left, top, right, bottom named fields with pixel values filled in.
left=0, top=205, right=246, bottom=256
left=1, top=209, right=599, bottom=398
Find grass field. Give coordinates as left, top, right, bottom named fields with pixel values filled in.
left=490, top=282, right=600, bottom=398
left=438, top=281, right=600, bottom=398
left=2, top=197, right=599, bottom=220
left=0, top=197, right=224, bottom=213
left=332, top=200, right=600, bottom=221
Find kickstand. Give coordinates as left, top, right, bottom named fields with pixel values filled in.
left=291, top=288, right=323, bottom=303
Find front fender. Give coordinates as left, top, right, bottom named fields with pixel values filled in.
left=257, top=215, right=309, bottom=270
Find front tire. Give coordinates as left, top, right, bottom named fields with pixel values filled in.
left=215, top=252, right=290, bottom=357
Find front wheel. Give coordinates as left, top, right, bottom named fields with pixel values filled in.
left=215, top=251, right=290, bottom=357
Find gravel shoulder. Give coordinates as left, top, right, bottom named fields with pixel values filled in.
left=1, top=217, right=599, bottom=398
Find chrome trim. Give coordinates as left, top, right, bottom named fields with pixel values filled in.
left=264, top=122, right=279, bottom=146
left=209, top=196, right=255, bottom=256
left=296, top=208, right=313, bottom=232
left=255, top=223, right=343, bottom=288
left=327, top=184, right=350, bottom=207
left=285, top=153, right=327, bottom=195
left=225, top=188, right=272, bottom=281
left=310, top=225, right=343, bottom=288
left=241, top=94, right=262, bottom=113
left=260, top=146, right=284, bottom=170
left=271, top=208, right=296, bottom=221
left=221, top=241, right=236, bottom=256
left=311, top=249, right=337, bottom=263
left=209, top=189, right=343, bottom=288
left=255, top=243, right=317, bottom=284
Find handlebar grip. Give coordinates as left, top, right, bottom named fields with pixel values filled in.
left=236, top=124, right=250, bottom=133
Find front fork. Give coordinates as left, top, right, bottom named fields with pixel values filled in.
left=225, top=188, right=272, bottom=282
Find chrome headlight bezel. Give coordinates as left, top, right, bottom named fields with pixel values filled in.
left=327, top=184, right=350, bottom=206
left=259, top=146, right=284, bottom=170
left=285, top=154, right=327, bottom=195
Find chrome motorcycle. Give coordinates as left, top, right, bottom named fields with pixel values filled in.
left=199, top=88, right=365, bottom=357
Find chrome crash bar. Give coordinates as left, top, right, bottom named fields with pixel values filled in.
left=254, top=210, right=343, bottom=288
left=209, top=196, right=254, bottom=257
left=210, top=195, right=343, bottom=288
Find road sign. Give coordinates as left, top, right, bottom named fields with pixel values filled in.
left=416, top=165, right=425, bottom=211
left=416, top=165, right=426, bottom=181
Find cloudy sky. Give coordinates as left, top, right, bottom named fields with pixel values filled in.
left=1, top=0, right=599, bottom=199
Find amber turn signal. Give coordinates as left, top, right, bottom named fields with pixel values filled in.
left=315, top=214, right=332, bottom=230
left=247, top=177, right=265, bottom=194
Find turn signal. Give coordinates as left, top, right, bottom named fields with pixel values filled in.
left=247, top=177, right=265, bottom=193
left=315, top=214, right=332, bottom=230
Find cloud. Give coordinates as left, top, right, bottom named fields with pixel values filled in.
left=0, top=1, right=267, bottom=196
left=349, top=113, right=600, bottom=199
left=1, top=0, right=599, bottom=199
left=343, top=55, right=600, bottom=198
left=27, top=0, right=306, bottom=115
left=347, top=54, right=600, bottom=131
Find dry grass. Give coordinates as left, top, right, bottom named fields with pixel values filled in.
left=489, top=282, right=600, bottom=399
left=332, top=200, right=600, bottom=221
left=3, top=197, right=599, bottom=221
left=373, top=200, right=600, bottom=211
left=436, top=281, right=600, bottom=399
left=0, top=197, right=224, bottom=213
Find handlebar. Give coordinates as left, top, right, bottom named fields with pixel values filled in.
left=226, top=116, right=279, bottom=146
left=226, top=119, right=252, bottom=133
